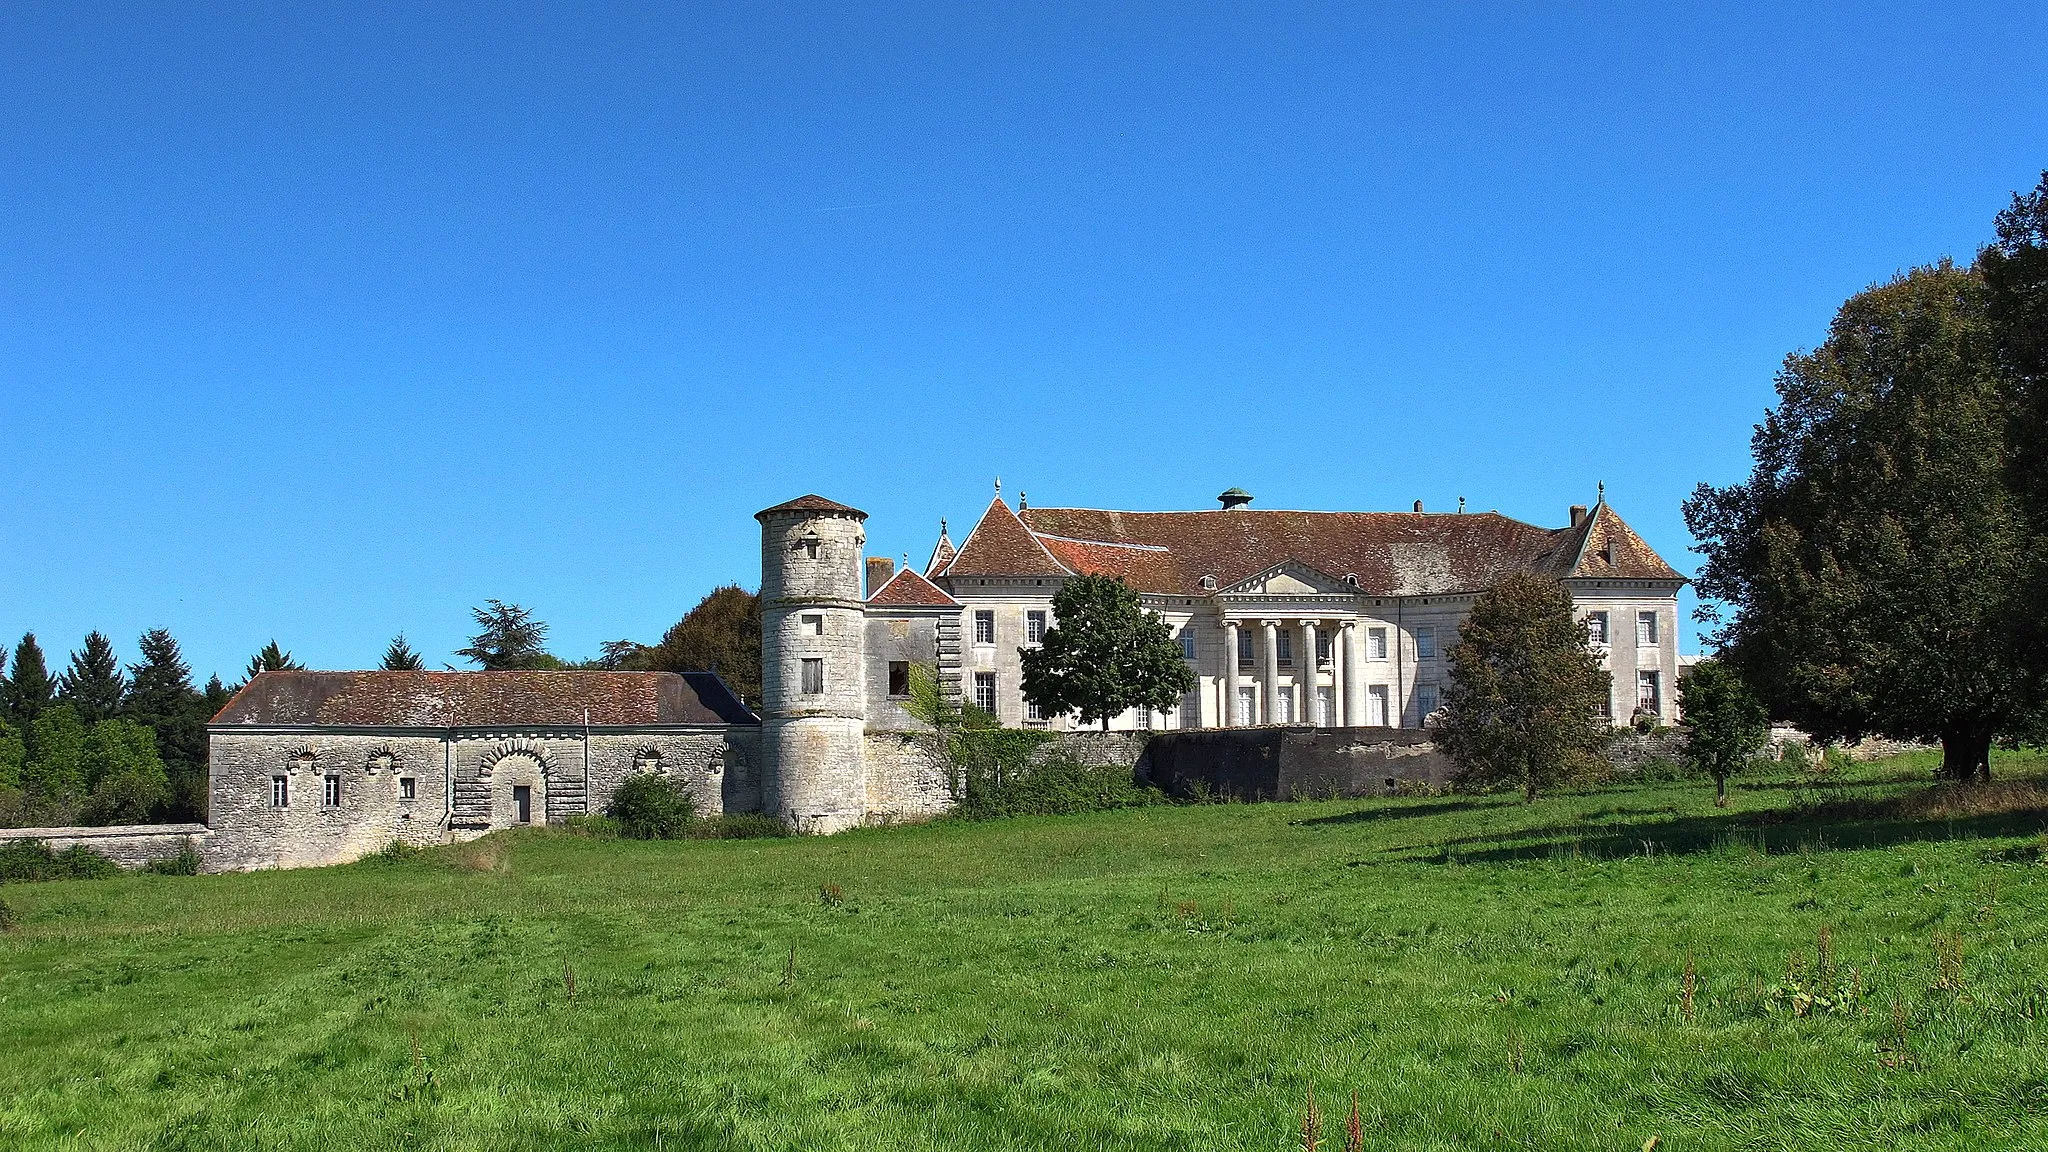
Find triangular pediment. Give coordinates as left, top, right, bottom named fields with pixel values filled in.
left=1220, top=559, right=1353, bottom=596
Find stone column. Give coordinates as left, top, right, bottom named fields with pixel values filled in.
left=1300, top=620, right=1319, bottom=726
left=1222, top=620, right=1241, bottom=727
left=1261, top=619, right=1280, bottom=724
left=1342, top=621, right=1364, bottom=728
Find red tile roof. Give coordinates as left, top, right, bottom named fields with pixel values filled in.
left=212, top=670, right=757, bottom=728
left=866, top=566, right=961, bottom=608
left=1035, top=535, right=1184, bottom=591
left=1565, top=503, right=1684, bottom=580
left=924, top=525, right=957, bottom=577
left=755, top=494, right=867, bottom=520
left=942, top=497, right=1072, bottom=578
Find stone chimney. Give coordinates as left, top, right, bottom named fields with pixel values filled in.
left=866, top=556, right=895, bottom=597
left=1413, top=499, right=1424, bottom=513
left=1217, top=487, right=1253, bottom=510
left=1570, top=504, right=1588, bottom=528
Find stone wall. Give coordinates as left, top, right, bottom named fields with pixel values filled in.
left=1136, top=726, right=1454, bottom=800
left=863, top=731, right=955, bottom=823
left=2, top=824, right=211, bottom=870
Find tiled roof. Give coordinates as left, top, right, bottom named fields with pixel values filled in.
left=866, top=566, right=961, bottom=608
left=1016, top=507, right=1601, bottom=597
left=1565, top=503, right=1684, bottom=581
left=755, top=494, right=867, bottom=520
left=943, top=497, right=1072, bottom=578
left=212, top=670, right=758, bottom=728
left=1034, top=535, right=1184, bottom=591
left=924, top=525, right=957, bottom=577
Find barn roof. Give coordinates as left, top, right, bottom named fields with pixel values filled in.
left=211, top=670, right=758, bottom=728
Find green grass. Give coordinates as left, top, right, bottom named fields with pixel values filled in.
left=4, top=752, right=2048, bottom=1150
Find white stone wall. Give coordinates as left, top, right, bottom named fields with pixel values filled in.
left=1567, top=579, right=1685, bottom=724
left=760, top=507, right=870, bottom=832
left=1, top=824, right=210, bottom=870
left=862, top=731, right=955, bottom=822
left=863, top=611, right=953, bottom=729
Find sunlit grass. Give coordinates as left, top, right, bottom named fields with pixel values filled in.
left=2, top=750, right=2046, bottom=1149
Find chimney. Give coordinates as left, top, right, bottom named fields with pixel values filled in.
left=1570, top=504, right=1588, bottom=528
left=1412, top=499, right=1424, bottom=513
left=1217, top=487, right=1253, bottom=510
left=866, top=556, right=895, bottom=597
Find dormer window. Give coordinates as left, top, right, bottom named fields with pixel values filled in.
left=1200, top=575, right=1217, bottom=591
left=800, top=528, right=821, bottom=559
left=1345, top=574, right=1360, bottom=589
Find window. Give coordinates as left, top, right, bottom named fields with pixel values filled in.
left=1637, top=671, right=1661, bottom=714
left=1026, top=611, right=1047, bottom=644
left=1368, top=684, right=1390, bottom=726
left=1368, top=627, right=1389, bottom=661
left=1180, top=693, right=1200, bottom=729
left=1415, top=627, right=1436, bottom=661
left=1593, top=677, right=1613, bottom=720
left=1139, top=706, right=1155, bottom=731
left=1238, top=629, right=1255, bottom=666
left=802, top=614, right=824, bottom=636
left=1315, top=631, right=1332, bottom=666
left=974, top=610, right=996, bottom=645
left=1586, top=611, right=1609, bottom=646
left=271, top=776, right=289, bottom=808
left=1637, top=611, right=1658, bottom=646
left=1417, top=684, right=1439, bottom=719
left=1026, top=699, right=1045, bottom=722
left=1234, top=686, right=1256, bottom=725
left=323, top=774, right=342, bottom=807
left=1276, top=631, right=1293, bottom=667
left=399, top=777, right=416, bottom=801
left=801, top=658, right=824, bottom=694
left=887, top=661, right=909, bottom=697
left=974, top=672, right=997, bottom=713
left=1315, top=687, right=1333, bottom=726
left=1179, top=631, right=1197, bottom=660
left=1276, top=691, right=1294, bottom=724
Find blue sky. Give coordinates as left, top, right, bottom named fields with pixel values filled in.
left=2, top=3, right=2041, bottom=683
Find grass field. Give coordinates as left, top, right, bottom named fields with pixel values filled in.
left=4, top=751, right=2048, bottom=1151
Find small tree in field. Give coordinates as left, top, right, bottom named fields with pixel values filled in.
left=1679, top=658, right=1769, bottom=807
left=1020, top=575, right=1196, bottom=731
left=1437, top=573, right=1611, bottom=801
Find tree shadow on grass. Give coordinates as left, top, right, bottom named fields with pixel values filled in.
left=1291, top=798, right=1505, bottom=827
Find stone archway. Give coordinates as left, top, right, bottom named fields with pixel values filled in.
left=478, top=739, right=554, bottom=829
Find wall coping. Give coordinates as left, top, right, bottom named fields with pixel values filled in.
left=4, top=823, right=210, bottom=840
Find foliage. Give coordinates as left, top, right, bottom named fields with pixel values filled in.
left=379, top=635, right=425, bottom=671
left=78, top=718, right=171, bottom=825
left=203, top=675, right=233, bottom=717
left=1680, top=659, right=1770, bottom=806
left=1437, top=573, right=1611, bottom=801
left=23, top=705, right=87, bottom=803
left=605, top=773, right=696, bottom=840
left=636, top=585, right=762, bottom=706
left=1020, top=574, right=1196, bottom=730
left=241, top=639, right=306, bottom=683
left=140, top=840, right=202, bottom=875
left=5, top=633, right=53, bottom=725
left=124, top=628, right=210, bottom=822
left=0, top=719, right=23, bottom=791
left=0, top=838, right=119, bottom=883
left=1684, top=262, right=2035, bottom=780
left=457, top=601, right=559, bottom=671
left=56, top=632, right=125, bottom=723
left=952, top=747, right=1164, bottom=820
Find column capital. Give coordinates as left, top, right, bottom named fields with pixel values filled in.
left=1340, top=619, right=1357, bottom=631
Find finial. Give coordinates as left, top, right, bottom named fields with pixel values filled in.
left=994, top=476, right=1001, bottom=495
left=1597, top=480, right=1605, bottom=502
left=1457, top=496, right=1466, bottom=514
left=940, top=517, right=948, bottom=534
left=1019, top=490, right=1027, bottom=510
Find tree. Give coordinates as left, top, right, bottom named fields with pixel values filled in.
left=57, top=632, right=126, bottom=723
left=5, top=633, right=53, bottom=725
left=0, top=718, right=24, bottom=791
left=607, top=773, right=696, bottom=839
left=78, top=718, right=170, bottom=825
left=380, top=635, right=425, bottom=671
left=639, top=586, right=762, bottom=705
left=1020, top=575, right=1196, bottom=731
left=1679, top=659, right=1770, bottom=807
left=203, top=675, right=233, bottom=716
left=242, top=640, right=305, bottom=683
left=1684, top=262, right=2033, bottom=781
left=124, top=629, right=210, bottom=822
left=1436, top=573, right=1611, bottom=802
left=23, top=704, right=87, bottom=803
left=457, top=601, right=559, bottom=671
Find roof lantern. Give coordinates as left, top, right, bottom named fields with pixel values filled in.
left=1217, top=487, right=1253, bottom=510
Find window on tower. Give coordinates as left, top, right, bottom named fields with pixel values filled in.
left=801, top=659, right=824, bottom=694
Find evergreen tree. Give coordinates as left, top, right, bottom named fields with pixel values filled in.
left=379, top=634, right=425, bottom=671
left=57, top=632, right=127, bottom=724
left=457, top=602, right=559, bottom=671
left=79, top=718, right=170, bottom=825
left=1019, top=575, right=1197, bottom=730
left=24, top=704, right=88, bottom=803
left=242, top=640, right=305, bottom=684
left=203, top=675, right=233, bottom=716
left=5, top=633, right=53, bottom=725
left=1684, top=262, right=2033, bottom=780
left=124, top=629, right=210, bottom=822
left=641, top=586, right=762, bottom=704
left=1436, top=573, right=1611, bottom=802
left=1679, top=659, right=1771, bottom=807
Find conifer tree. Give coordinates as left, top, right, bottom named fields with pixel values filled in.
left=124, top=629, right=209, bottom=822
left=203, top=675, right=233, bottom=716
left=5, top=633, right=53, bottom=725
left=57, top=632, right=127, bottom=724
left=380, top=634, right=425, bottom=671
left=457, top=602, right=558, bottom=671
left=241, top=640, right=305, bottom=684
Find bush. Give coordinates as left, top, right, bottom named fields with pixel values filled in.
left=141, top=840, right=201, bottom=875
left=0, top=839, right=120, bottom=883
left=607, top=774, right=696, bottom=840
left=1779, top=741, right=1812, bottom=772
left=690, top=812, right=790, bottom=840
left=955, top=750, right=1164, bottom=820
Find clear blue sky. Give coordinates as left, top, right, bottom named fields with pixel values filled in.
left=2, top=3, right=2041, bottom=684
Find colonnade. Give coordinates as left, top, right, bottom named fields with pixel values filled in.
left=1217, top=617, right=1376, bottom=728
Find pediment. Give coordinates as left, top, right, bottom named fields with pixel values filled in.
left=1222, top=559, right=1353, bottom=596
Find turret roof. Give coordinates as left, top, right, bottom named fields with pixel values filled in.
left=755, top=494, right=867, bottom=520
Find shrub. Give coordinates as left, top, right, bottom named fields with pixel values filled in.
left=954, top=750, right=1164, bottom=820
left=607, top=774, right=696, bottom=840
left=141, top=840, right=201, bottom=875
left=368, top=839, right=426, bottom=862
left=1779, top=741, right=1813, bottom=772
left=0, top=839, right=120, bottom=883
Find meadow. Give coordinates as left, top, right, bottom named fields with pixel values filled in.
left=3, top=750, right=2047, bottom=1151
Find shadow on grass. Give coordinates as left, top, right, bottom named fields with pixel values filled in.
left=1291, top=798, right=1503, bottom=827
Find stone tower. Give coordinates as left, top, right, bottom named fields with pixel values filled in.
left=756, top=494, right=870, bottom=833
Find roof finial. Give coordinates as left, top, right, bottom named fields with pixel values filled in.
left=1457, top=496, right=1466, bottom=514
left=1597, top=480, right=1606, bottom=503
left=940, top=517, right=948, bottom=535
left=994, top=476, right=1001, bottom=495
left=1019, top=490, right=1027, bottom=510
